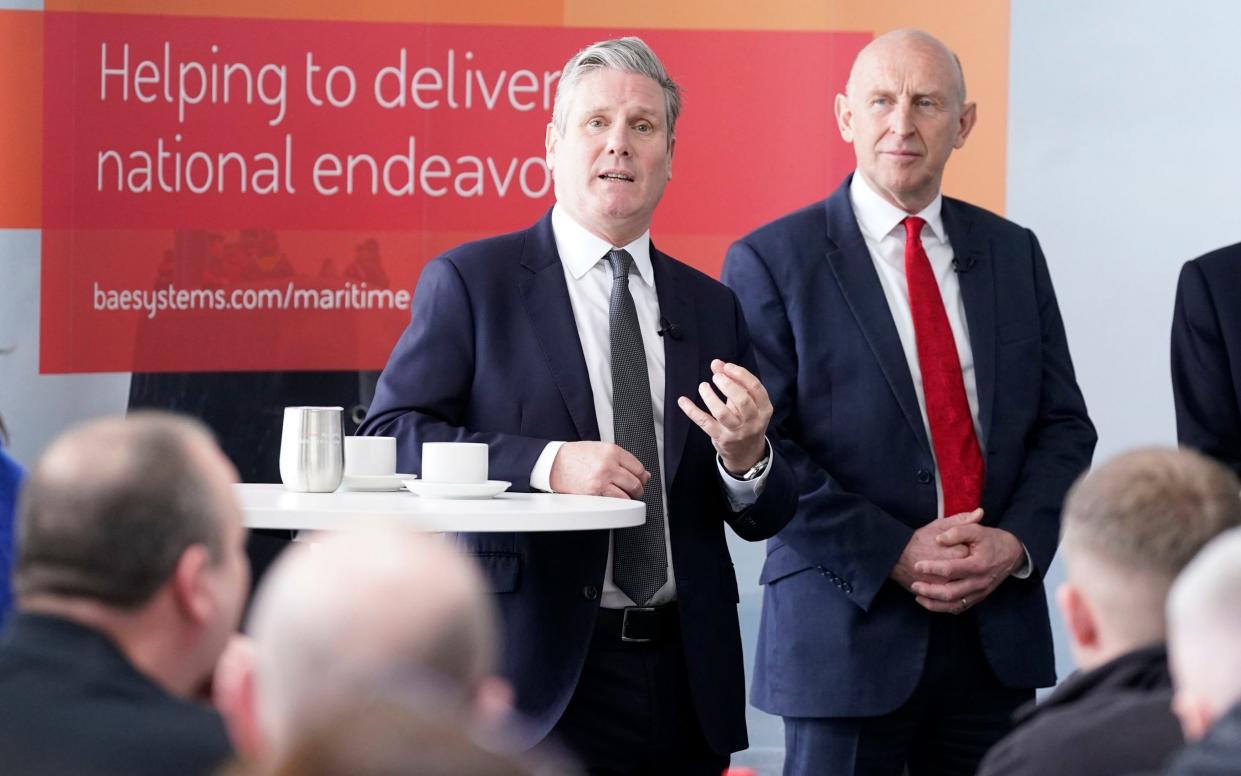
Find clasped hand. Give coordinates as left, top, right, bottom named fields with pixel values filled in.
left=891, top=509, right=1024, bottom=614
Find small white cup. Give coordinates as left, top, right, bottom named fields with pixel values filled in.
left=421, top=442, right=488, bottom=484
left=344, top=436, right=397, bottom=477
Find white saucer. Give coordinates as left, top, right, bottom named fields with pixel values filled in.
left=402, top=480, right=511, bottom=499
left=341, top=473, right=417, bottom=492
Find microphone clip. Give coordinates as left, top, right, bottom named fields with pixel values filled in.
left=657, top=317, right=683, bottom=340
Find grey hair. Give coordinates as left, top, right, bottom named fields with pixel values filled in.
left=551, top=36, right=681, bottom=141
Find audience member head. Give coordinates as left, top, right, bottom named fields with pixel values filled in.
left=14, top=411, right=250, bottom=697
left=1168, top=526, right=1241, bottom=740
left=235, top=529, right=508, bottom=759
left=221, top=700, right=577, bottom=776
left=546, top=37, right=679, bottom=247
left=835, top=28, right=976, bottom=214
left=1057, top=447, right=1241, bottom=671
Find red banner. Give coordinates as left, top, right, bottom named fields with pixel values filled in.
left=41, top=11, right=864, bottom=372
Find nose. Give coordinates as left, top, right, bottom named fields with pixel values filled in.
left=605, top=123, right=632, bottom=157
left=890, top=101, right=915, bottom=136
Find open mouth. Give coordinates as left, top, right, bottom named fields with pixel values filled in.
left=598, top=172, right=635, bottom=182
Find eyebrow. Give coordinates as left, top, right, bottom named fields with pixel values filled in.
left=579, top=104, right=661, bottom=121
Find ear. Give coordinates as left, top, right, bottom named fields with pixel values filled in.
left=1057, top=581, right=1098, bottom=651
left=213, top=635, right=267, bottom=760
left=171, top=544, right=214, bottom=627
left=1173, top=687, right=1213, bottom=742
left=666, top=135, right=675, bottom=182
left=544, top=122, right=558, bottom=170
left=954, top=101, right=978, bottom=149
left=834, top=93, right=855, bottom=143
left=472, top=675, right=514, bottom=728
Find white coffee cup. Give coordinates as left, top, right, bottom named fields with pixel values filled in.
left=421, top=442, right=488, bottom=484
left=344, top=436, right=397, bottom=477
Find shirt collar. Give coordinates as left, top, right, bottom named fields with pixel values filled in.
left=849, top=172, right=946, bottom=244
left=551, top=204, right=654, bottom=286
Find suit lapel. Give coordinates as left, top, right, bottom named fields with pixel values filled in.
left=823, top=180, right=932, bottom=455
left=942, top=199, right=996, bottom=445
left=517, top=212, right=600, bottom=442
left=651, top=247, right=697, bottom=488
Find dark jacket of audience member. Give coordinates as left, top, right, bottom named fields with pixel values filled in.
left=979, top=448, right=1241, bottom=776
left=1163, top=700, right=1241, bottom=774
left=0, top=413, right=248, bottom=776
left=0, top=613, right=232, bottom=775
left=977, top=644, right=1182, bottom=776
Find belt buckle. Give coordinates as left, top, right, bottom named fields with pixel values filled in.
left=620, top=606, right=656, bottom=643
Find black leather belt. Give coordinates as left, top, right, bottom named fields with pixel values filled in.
left=594, top=604, right=680, bottom=644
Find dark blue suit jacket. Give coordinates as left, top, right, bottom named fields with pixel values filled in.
left=722, top=177, right=1096, bottom=718
left=360, top=211, right=796, bottom=752
left=1171, top=242, right=1241, bottom=476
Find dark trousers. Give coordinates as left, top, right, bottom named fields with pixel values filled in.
left=783, top=612, right=1033, bottom=776
left=551, top=605, right=729, bottom=776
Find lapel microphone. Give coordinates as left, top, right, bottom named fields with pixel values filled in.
left=657, top=317, right=683, bottom=340
left=952, top=254, right=977, bottom=274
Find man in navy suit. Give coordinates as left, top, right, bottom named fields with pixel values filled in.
left=722, top=29, right=1096, bottom=775
left=1171, top=243, right=1241, bottom=476
left=360, top=37, right=796, bottom=774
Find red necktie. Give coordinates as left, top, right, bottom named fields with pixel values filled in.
left=903, top=216, right=984, bottom=517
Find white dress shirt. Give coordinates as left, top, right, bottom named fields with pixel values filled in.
left=850, top=174, right=1030, bottom=576
left=529, top=204, right=768, bottom=608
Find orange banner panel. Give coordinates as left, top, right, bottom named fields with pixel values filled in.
left=0, top=10, right=43, bottom=228
left=43, top=0, right=564, bottom=25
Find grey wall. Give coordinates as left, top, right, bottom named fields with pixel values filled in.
left=1007, top=0, right=1241, bottom=691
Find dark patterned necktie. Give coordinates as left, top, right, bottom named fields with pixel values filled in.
left=605, top=249, right=668, bottom=605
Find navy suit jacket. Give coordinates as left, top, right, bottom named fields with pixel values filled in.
left=722, top=177, right=1096, bottom=718
left=360, top=211, right=796, bottom=753
left=1171, top=242, right=1241, bottom=476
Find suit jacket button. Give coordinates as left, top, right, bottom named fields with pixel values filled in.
left=917, top=469, right=933, bottom=484
left=582, top=586, right=599, bottom=601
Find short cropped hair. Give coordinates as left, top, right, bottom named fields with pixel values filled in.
left=551, top=36, right=682, bottom=141
left=15, top=412, right=228, bottom=609
left=1061, top=447, right=1241, bottom=576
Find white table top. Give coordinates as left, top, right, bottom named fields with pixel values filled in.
left=236, top=483, right=645, bottom=533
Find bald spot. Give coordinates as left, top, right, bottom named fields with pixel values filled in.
left=846, top=28, right=967, bottom=106
left=248, top=529, right=499, bottom=746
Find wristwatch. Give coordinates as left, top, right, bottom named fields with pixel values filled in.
left=734, top=451, right=771, bottom=481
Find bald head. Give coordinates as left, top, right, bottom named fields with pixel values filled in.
left=248, top=530, right=500, bottom=752
left=835, top=28, right=976, bottom=213
left=1168, top=527, right=1241, bottom=736
left=846, top=29, right=967, bottom=106
left=16, top=412, right=240, bottom=608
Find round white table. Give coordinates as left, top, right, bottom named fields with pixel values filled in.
left=236, top=483, right=645, bottom=533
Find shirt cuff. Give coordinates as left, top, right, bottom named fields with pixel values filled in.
left=1011, top=544, right=1033, bottom=579
left=717, top=438, right=772, bottom=511
left=530, top=441, right=565, bottom=493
